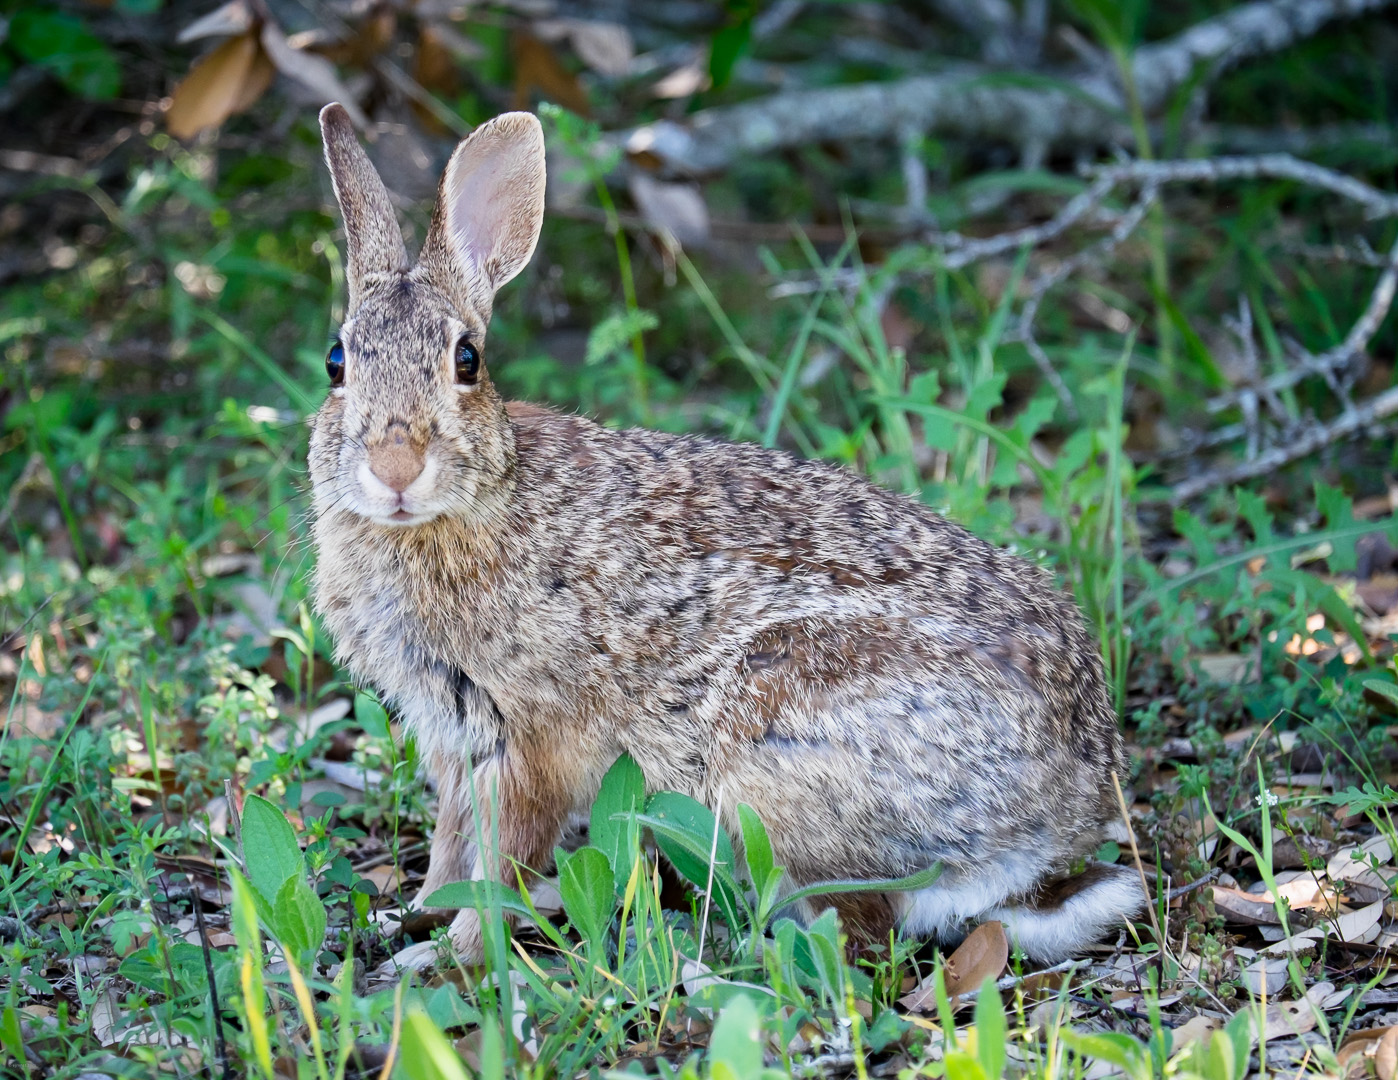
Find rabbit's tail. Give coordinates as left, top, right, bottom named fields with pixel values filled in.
left=987, top=862, right=1145, bottom=963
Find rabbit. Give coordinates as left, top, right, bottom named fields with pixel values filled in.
left=308, top=102, right=1144, bottom=971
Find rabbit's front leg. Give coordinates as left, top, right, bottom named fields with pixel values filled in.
left=401, top=732, right=578, bottom=970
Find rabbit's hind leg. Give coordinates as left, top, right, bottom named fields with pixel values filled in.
left=985, top=863, right=1144, bottom=963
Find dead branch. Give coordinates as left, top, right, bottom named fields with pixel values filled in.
left=1169, top=381, right=1398, bottom=502
left=616, top=0, right=1394, bottom=175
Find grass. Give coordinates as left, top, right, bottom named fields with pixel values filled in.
left=4, top=8, right=1398, bottom=1076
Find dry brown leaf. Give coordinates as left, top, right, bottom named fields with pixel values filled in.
left=1196, top=653, right=1254, bottom=684
left=178, top=0, right=254, bottom=43
left=1339, top=1026, right=1398, bottom=1076
left=1262, top=999, right=1318, bottom=1040
left=1171, top=1014, right=1223, bottom=1050
left=166, top=31, right=274, bottom=140
left=628, top=173, right=710, bottom=248
left=536, top=19, right=633, bottom=77
left=1329, top=836, right=1393, bottom=879
left=1326, top=900, right=1386, bottom=944
left=258, top=22, right=365, bottom=127
left=1377, top=1026, right=1398, bottom=1080
left=652, top=61, right=709, bottom=99
left=512, top=33, right=589, bottom=115
left=1210, top=885, right=1281, bottom=925
left=899, top=921, right=1008, bottom=1011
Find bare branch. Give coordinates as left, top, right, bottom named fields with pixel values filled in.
left=616, top=0, right=1395, bottom=175
left=1168, top=382, right=1398, bottom=502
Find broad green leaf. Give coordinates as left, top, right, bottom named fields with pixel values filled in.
left=640, top=791, right=744, bottom=928
left=591, top=753, right=645, bottom=891
left=1316, top=482, right=1359, bottom=572
left=273, top=874, right=326, bottom=968
left=395, top=1008, right=471, bottom=1080
left=945, top=1050, right=989, bottom=1080
left=974, top=977, right=1008, bottom=1080
left=558, top=846, right=615, bottom=947
left=7, top=10, right=121, bottom=99
left=422, top=985, right=481, bottom=1031
left=421, top=879, right=533, bottom=919
left=708, top=993, right=764, bottom=1078
left=240, top=793, right=305, bottom=907
left=736, top=803, right=775, bottom=894
left=355, top=691, right=391, bottom=740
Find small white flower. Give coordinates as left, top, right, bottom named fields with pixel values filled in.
left=1255, top=792, right=1279, bottom=807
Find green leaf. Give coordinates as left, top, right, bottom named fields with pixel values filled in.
left=708, top=993, right=764, bottom=1078
left=421, top=879, right=533, bottom=920
left=1316, top=482, right=1359, bottom=572
left=591, top=753, right=645, bottom=891
left=780, top=862, right=943, bottom=910
left=736, top=803, right=775, bottom=895
left=637, top=793, right=744, bottom=929
left=0, top=1007, right=24, bottom=1068
left=239, top=793, right=305, bottom=908
left=355, top=691, right=391, bottom=740
left=395, top=1008, right=472, bottom=1080
left=558, top=846, right=615, bottom=947
left=945, top=1050, right=989, bottom=1080
left=1061, top=1030, right=1151, bottom=1080
left=272, top=874, right=326, bottom=968
left=585, top=309, right=658, bottom=366
left=8, top=10, right=121, bottom=99
left=422, top=985, right=482, bottom=1031
left=1364, top=679, right=1398, bottom=706
left=974, top=977, right=1008, bottom=1080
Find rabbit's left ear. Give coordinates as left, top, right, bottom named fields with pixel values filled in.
left=319, top=104, right=409, bottom=309
left=420, top=112, right=546, bottom=318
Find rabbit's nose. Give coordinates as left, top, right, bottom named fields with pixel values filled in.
left=368, top=428, right=425, bottom=493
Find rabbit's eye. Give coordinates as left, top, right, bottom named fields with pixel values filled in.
left=455, top=337, right=481, bottom=385
left=326, top=341, right=346, bottom=387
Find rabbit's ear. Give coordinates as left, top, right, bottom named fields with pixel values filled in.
left=319, top=103, right=408, bottom=307
left=420, top=112, right=545, bottom=317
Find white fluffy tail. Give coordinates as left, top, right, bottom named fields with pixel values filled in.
left=988, top=862, right=1145, bottom=962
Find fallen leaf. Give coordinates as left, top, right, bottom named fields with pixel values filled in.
left=1242, top=956, right=1287, bottom=995
left=1210, top=885, right=1281, bottom=925
left=1196, top=653, right=1254, bottom=684
left=258, top=21, right=367, bottom=128
left=1326, top=900, right=1385, bottom=944
left=1339, top=1026, right=1398, bottom=1076
left=1328, top=836, right=1393, bottom=879
left=1171, top=1014, right=1223, bottom=1050
left=899, top=921, right=1008, bottom=1011
left=628, top=173, right=710, bottom=248
left=512, top=33, right=588, bottom=115
left=178, top=0, right=253, bottom=42
left=537, top=19, right=633, bottom=77
left=166, top=31, right=275, bottom=140
left=1377, top=1026, right=1398, bottom=1080
left=1262, top=999, right=1318, bottom=1040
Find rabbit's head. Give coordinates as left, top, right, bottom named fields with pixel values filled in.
left=309, top=104, right=545, bottom=528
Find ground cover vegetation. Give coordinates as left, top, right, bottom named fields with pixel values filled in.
left=3, top=0, right=1398, bottom=1076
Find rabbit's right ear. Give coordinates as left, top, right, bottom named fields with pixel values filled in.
left=319, top=104, right=408, bottom=309
left=419, top=112, right=546, bottom=319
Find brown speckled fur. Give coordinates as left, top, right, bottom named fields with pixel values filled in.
left=308, top=105, right=1140, bottom=967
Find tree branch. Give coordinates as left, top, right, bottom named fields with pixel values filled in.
left=617, top=0, right=1395, bottom=175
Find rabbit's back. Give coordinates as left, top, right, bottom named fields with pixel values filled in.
left=500, top=407, right=1124, bottom=850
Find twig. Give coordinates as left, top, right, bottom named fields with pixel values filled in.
left=1165, top=868, right=1222, bottom=901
